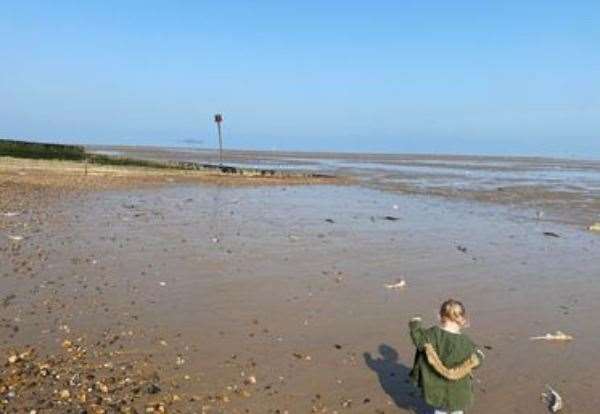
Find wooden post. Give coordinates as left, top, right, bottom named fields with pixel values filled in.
left=214, top=113, right=223, bottom=164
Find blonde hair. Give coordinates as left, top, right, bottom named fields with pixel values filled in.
left=440, top=299, right=466, bottom=325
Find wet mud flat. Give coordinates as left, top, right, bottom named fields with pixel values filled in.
left=2, top=168, right=600, bottom=412
left=95, top=146, right=600, bottom=229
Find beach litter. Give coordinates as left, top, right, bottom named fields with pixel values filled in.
left=2, top=293, right=17, bottom=308
left=8, top=235, right=24, bottom=241
left=2, top=212, right=20, bottom=217
left=457, top=245, right=468, bottom=253
left=542, top=385, right=563, bottom=412
left=384, top=279, right=406, bottom=289
left=383, top=216, right=400, bottom=221
left=341, top=398, right=352, bottom=408
left=588, top=223, right=600, bottom=232
left=530, top=331, right=573, bottom=341
left=292, top=352, right=311, bottom=361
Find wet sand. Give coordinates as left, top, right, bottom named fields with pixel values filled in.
left=2, top=157, right=600, bottom=412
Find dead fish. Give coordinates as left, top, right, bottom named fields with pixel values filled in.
left=542, top=385, right=563, bottom=412
left=530, top=331, right=573, bottom=341
left=588, top=223, right=600, bottom=232
left=384, top=280, right=406, bottom=289
left=543, top=232, right=561, bottom=238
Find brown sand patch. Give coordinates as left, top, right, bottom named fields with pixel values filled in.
left=0, top=156, right=342, bottom=229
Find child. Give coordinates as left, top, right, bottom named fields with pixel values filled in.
left=409, top=299, right=484, bottom=414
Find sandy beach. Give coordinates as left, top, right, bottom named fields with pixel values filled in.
left=2, top=155, right=600, bottom=413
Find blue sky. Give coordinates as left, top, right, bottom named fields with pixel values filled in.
left=1, top=1, right=599, bottom=157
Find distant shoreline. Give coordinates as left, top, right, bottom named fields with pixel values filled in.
left=88, top=143, right=600, bottom=163
left=3, top=139, right=599, bottom=230
left=3, top=136, right=598, bottom=162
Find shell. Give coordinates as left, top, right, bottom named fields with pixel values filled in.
left=530, top=331, right=573, bottom=341
left=542, top=385, right=563, bottom=412
left=384, top=280, right=406, bottom=289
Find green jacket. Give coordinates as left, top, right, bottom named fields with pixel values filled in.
left=409, top=319, right=482, bottom=411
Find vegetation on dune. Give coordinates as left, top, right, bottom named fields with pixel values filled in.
left=87, top=154, right=177, bottom=169
left=0, top=139, right=86, bottom=160
left=0, top=139, right=174, bottom=168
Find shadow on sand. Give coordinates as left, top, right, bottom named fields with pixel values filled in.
left=364, top=344, right=430, bottom=414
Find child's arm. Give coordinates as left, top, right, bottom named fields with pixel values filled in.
left=408, top=316, right=427, bottom=350
left=467, top=337, right=485, bottom=368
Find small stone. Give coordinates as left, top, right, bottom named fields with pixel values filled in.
left=96, top=381, right=109, bottom=393
left=145, top=383, right=161, bottom=394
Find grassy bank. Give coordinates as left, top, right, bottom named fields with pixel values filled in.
left=0, top=139, right=86, bottom=160
left=0, top=139, right=171, bottom=168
